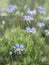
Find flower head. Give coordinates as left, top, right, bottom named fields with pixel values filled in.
left=37, top=6, right=46, bottom=15
left=44, top=29, right=49, bottom=35
left=27, top=9, right=36, bottom=15
left=6, top=5, right=17, bottom=13
left=0, top=9, right=2, bottom=13
left=37, top=6, right=44, bottom=10
left=23, top=15, right=34, bottom=22
left=6, top=8, right=13, bottom=13
left=13, top=44, right=24, bottom=54
left=37, top=22, right=45, bottom=28
left=15, top=11, right=20, bottom=15
left=9, top=4, right=17, bottom=9
left=26, top=27, right=36, bottom=34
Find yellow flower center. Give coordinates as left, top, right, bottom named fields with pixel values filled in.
left=16, top=48, right=20, bottom=51
left=30, top=30, right=32, bottom=33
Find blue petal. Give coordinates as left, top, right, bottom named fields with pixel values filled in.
left=16, top=44, right=20, bottom=48
left=26, top=27, right=31, bottom=33
left=20, top=44, right=24, bottom=49
left=12, top=46, right=16, bottom=49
